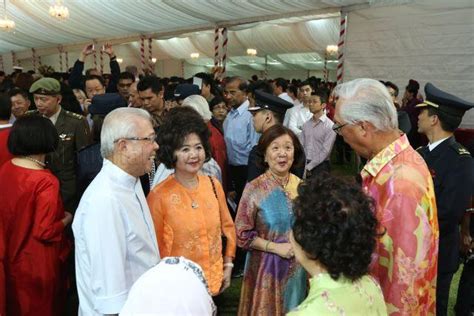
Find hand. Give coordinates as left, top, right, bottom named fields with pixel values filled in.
left=102, top=42, right=114, bottom=57
left=80, top=44, right=95, bottom=60
left=218, top=265, right=232, bottom=295
left=271, top=242, right=294, bottom=259
left=83, top=99, right=92, bottom=112
left=228, top=191, right=237, bottom=201
left=460, top=232, right=472, bottom=255
left=62, top=212, right=73, bottom=226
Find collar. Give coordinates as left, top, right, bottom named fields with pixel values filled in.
left=312, top=113, right=327, bottom=124
left=103, top=159, right=138, bottom=188
left=361, top=134, right=411, bottom=178
left=231, top=100, right=249, bottom=116
left=428, top=136, right=451, bottom=151
left=45, top=107, right=62, bottom=125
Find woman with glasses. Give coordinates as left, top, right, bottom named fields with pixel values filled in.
left=235, top=124, right=307, bottom=316
left=147, top=107, right=236, bottom=297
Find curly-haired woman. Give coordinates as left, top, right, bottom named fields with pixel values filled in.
left=147, top=107, right=236, bottom=296
left=235, top=124, right=307, bottom=315
left=288, top=175, right=387, bottom=315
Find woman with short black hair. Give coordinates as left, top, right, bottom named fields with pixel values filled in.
left=287, top=175, right=387, bottom=315
left=0, top=115, right=72, bottom=315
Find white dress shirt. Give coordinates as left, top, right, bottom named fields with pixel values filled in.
left=283, top=103, right=312, bottom=136
left=73, top=159, right=160, bottom=316
left=428, top=136, right=450, bottom=151
left=278, top=92, right=294, bottom=104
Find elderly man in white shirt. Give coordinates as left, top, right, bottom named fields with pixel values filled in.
left=73, top=107, right=160, bottom=316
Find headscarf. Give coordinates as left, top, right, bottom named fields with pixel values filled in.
left=182, top=95, right=212, bottom=121
left=120, top=257, right=216, bottom=315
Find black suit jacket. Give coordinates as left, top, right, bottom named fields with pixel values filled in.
left=417, top=136, right=473, bottom=273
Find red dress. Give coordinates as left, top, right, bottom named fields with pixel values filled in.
left=0, top=161, right=70, bottom=316
left=208, top=121, right=228, bottom=191
left=0, top=128, right=13, bottom=167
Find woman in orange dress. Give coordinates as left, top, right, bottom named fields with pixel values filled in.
left=147, top=107, right=236, bottom=296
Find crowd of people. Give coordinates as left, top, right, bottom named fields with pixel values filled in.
left=0, top=42, right=473, bottom=316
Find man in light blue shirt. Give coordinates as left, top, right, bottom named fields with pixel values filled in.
left=223, top=77, right=259, bottom=203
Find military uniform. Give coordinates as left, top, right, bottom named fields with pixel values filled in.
left=416, top=83, right=474, bottom=316
left=28, top=78, right=91, bottom=212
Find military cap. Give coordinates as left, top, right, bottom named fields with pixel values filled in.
left=29, top=77, right=61, bottom=95
left=249, top=90, right=293, bottom=115
left=416, top=82, right=474, bottom=118
left=88, top=93, right=127, bottom=115
left=174, top=83, right=200, bottom=101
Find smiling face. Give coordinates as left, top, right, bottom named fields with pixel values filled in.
left=120, top=118, right=158, bottom=177
left=85, top=78, right=105, bottom=99
left=11, top=93, right=31, bottom=118
left=174, top=133, right=206, bottom=176
left=264, top=134, right=295, bottom=177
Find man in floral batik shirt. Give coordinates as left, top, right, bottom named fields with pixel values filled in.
left=333, top=78, right=439, bottom=315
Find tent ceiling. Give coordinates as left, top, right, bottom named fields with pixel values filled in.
left=1, top=0, right=393, bottom=55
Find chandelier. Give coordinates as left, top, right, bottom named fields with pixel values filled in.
left=0, top=0, right=15, bottom=31
left=190, top=53, right=199, bottom=59
left=247, top=48, right=257, bottom=56
left=49, top=1, right=69, bottom=20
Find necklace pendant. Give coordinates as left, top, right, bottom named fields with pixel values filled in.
left=191, top=201, right=199, bottom=209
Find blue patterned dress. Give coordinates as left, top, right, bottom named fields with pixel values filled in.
left=235, top=172, right=307, bottom=316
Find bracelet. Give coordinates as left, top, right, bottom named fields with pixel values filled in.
left=265, top=240, right=271, bottom=252
left=223, top=263, right=234, bottom=268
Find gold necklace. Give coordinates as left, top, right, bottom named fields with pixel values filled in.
left=268, top=170, right=290, bottom=190
left=22, top=156, right=46, bottom=168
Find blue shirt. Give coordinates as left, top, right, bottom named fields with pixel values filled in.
left=223, top=100, right=259, bottom=166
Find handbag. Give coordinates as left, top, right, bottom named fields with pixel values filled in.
left=208, top=176, right=227, bottom=253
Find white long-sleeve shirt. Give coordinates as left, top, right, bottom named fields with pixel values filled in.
left=73, top=159, right=160, bottom=315
left=283, top=103, right=312, bottom=136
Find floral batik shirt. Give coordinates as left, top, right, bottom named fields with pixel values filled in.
left=361, top=134, right=439, bottom=315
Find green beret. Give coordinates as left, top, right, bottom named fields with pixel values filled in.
left=29, top=78, right=61, bottom=95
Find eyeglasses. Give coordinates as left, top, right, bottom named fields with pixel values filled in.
left=332, top=123, right=348, bottom=135
left=114, top=135, right=157, bottom=144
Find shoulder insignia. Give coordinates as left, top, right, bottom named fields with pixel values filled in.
left=24, top=110, right=39, bottom=116
left=64, top=110, right=84, bottom=120
left=450, top=142, right=471, bottom=156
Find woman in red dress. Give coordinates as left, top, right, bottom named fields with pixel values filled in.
left=0, top=116, right=72, bottom=316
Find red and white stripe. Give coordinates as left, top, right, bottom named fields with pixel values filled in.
left=93, top=40, right=98, bottom=70
left=11, top=51, right=16, bottom=67
left=214, top=26, right=219, bottom=69
left=140, top=35, right=146, bottom=75
left=221, top=27, right=228, bottom=78
left=32, top=48, right=37, bottom=72
left=336, top=13, right=347, bottom=84
left=58, top=46, right=63, bottom=72
left=148, top=37, right=153, bottom=72
left=100, top=49, right=104, bottom=74
left=65, top=50, right=69, bottom=70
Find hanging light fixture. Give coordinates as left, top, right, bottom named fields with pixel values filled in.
left=190, top=53, right=199, bottom=59
left=49, top=0, right=69, bottom=21
left=0, top=0, right=15, bottom=32
left=246, top=48, right=257, bottom=56
left=151, top=57, right=157, bottom=63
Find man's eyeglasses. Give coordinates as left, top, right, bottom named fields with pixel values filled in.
left=114, top=135, right=157, bottom=144
left=332, top=123, right=348, bottom=135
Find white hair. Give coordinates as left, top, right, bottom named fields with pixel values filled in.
left=100, top=107, right=151, bottom=158
left=334, top=78, right=398, bottom=132
left=182, top=95, right=212, bottom=121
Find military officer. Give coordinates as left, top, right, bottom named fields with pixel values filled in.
left=416, top=82, right=474, bottom=316
left=28, top=78, right=91, bottom=212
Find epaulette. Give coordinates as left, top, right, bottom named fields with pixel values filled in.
left=64, top=110, right=85, bottom=120
left=24, top=109, right=39, bottom=116
left=450, top=142, right=471, bottom=156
